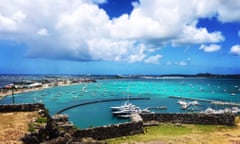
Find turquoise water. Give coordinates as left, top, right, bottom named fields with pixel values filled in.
left=1, top=78, right=240, bottom=128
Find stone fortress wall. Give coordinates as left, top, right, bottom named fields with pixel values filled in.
left=0, top=103, right=45, bottom=112
left=0, top=103, right=236, bottom=143
left=140, top=113, right=235, bottom=126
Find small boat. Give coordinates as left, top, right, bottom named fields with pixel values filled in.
left=112, top=109, right=136, bottom=115
left=117, top=114, right=131, bottom=118
left=72, top=91, right=76, bottom=94
left=111, top=86, right=147, bottom=118
left=111, top=101, right=145, bottom=118
left=177, top=100, right=199, bottom=110
left=201, top=108, right=217, bottom=114
left=177, top=100, right=187, bottom=105
left=181, top=103, right=189, bottom=110
left=232, top=107, right=240, bottom=114
left=141, top=108, right=151, bottom=113
left=188, top=101, right=199, bottom=106
left=112, top=107, right=141, bottom=119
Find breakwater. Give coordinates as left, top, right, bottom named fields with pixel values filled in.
left=140, top=113, right=235, bottom=126
left=56, top=97, right=150, bottom=114
left=0, top=103, right=45, bottom=112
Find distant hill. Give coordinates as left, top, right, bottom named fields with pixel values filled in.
left=117, top=73, right=240, bottom=79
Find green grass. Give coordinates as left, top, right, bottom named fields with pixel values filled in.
left=193, top=124, right=229, bottom=133
left=144, top=124, right=192, bottom=136
left=105, top=123, right=192, bottom=144
left=104, top=123, right=233, bottom=144
left=28, top=117, right=48, bottom=132
left=35, top=117, right=47, bottom=124
left=28, top=123, right=35, bottom=132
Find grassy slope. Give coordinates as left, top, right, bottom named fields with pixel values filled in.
left=105, top=117, right=240, bottom=144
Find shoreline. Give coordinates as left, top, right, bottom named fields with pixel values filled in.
left=0, top=82, right=87, bottom=100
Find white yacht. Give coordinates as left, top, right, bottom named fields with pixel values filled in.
left=110, top=101, right=136, bottom=111
left=112, top=105, right=141, bottom=118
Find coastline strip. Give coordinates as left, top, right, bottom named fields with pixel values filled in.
left=0, top=82, right=89, bottom=100
left=56, top=97, right=150, bottom=114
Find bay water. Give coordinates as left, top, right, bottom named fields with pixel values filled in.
left=0, top=78, right=240, bottom=128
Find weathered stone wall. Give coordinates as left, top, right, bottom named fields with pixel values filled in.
left=140, top=113, right=235, bottom=126
left=1, top=103, right=235, bottom=143
left=0, top=103, right=45, bottom=112
left=73, top=121, right=144, bottom=140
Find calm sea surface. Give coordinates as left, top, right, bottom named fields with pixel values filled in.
left=1, top=78, right=240, bottom=128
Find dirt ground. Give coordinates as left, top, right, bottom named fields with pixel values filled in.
left=0, top=112, right=38, bottom=144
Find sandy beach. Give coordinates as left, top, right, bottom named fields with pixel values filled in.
left=0, top=87, right=45, bottom=100
left=0, top=82, right=82, bottom=100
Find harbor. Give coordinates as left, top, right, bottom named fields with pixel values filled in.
left=56, top=97, right=150, bottom=114
left=0, top=77, right=240, bottom=128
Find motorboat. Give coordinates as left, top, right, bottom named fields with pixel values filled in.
left=111, top=101, right=148, bottom=118
left=116, top=114, right=132, bottom=118
left=112, top=108, right=140, bottom=115
left=110, top=102, right=136, bottom=111
left=177, top=100, right=187, bottom=105
left=188, top=101, right=199, bottom=106
left=177, top=100, right=200, bottom=110
left=112, top=106, right=141, bottom=118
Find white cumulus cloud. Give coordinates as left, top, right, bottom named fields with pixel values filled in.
left=0, top=0, right=239, bottom=63
left=37, top=28, right=49, bottom=36
left=144, top=54, right=162, bottom=64
left=173, top=23, right=224, bottom=45
left=199, top=44, right=221, bottom=53
left=177, top=61, right=187, bottom=66
left=230, top=45, right=240, bottom=56
left=0, top=11, right=26, bottom=32
left=216, top=0, right=240, bottom=22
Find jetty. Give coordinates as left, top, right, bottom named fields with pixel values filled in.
left=56, top=97, right=150, bottom=114
left=169, top=96, right=240, bottom=107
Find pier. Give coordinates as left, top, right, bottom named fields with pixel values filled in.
left=169, top=96, right=240, bottom=107
left=56, top=97, right=150, bottom=114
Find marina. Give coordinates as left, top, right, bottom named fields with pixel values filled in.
left=0, top=77, right=240, bottom=128
left=56, top=97, right=150, bottom=114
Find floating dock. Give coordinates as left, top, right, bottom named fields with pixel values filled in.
left=169, top=96, right=240, bottom=107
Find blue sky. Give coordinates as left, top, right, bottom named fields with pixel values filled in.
left=0, top=0, right=240, bottom=75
